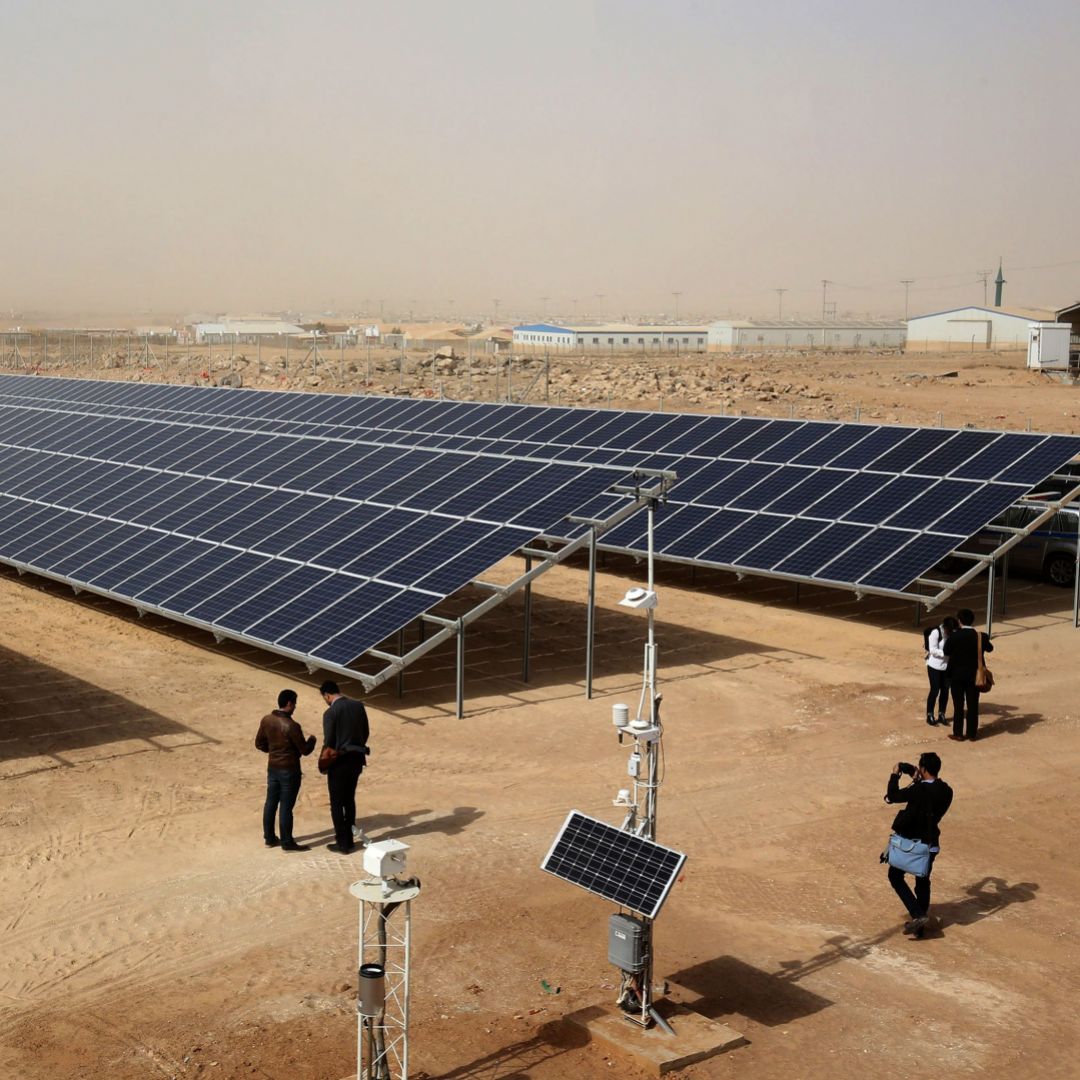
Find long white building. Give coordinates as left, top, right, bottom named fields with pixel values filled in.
left=905, top=305, right=1055, bottom=352
left=513, top=323, right=708, bottom=353
left=708, top=318, right=906, bottom=351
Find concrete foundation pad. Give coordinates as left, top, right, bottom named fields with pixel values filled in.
left=563, top=1002, right=745, bottom=1076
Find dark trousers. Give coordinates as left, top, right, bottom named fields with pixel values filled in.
left=327, top=753, right=364, bottom=847
left=263, top=767, right=302, bottom=844
left=926, top=667, right=949, bottom=717
left=950, top=674, right=980, bottom=739
left=888, top=852, right=937, bottom=920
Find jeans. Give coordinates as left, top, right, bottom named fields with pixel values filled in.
left=327, top=753, right=364, bottom=847
left=950, top=674, right=980, bottom=739
left=926, top=667, right=949, bottom=717
left=263, top=768, right=302, bottom=845
left=888, top=851, right=937, bottom=920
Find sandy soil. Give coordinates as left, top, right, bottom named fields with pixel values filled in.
left=1, top=359, right=1080, bottom=1078
left=2, top=541, right=1079, bottom=1079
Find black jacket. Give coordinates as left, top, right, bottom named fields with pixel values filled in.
left=323, top=696, right=370, bottom=757
left=943, top=626, right=993, bottom=678
left=886, top=774, right=953, bottom=846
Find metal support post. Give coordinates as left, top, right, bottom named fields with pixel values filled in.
left=455, top=618, right=465, bottom=719
left=586, top=526, right=597, bottom=699
left=985, top=560, right=995, bottom=638
left=396, top=628, right=405, bottom=698
left=1000, top=551, right=1009, bottom=616
left=1074, top=513, right=1080, bottom=628
left=522, top=555, right=532, bottom=683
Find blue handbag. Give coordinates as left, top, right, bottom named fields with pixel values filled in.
left=887, top=833, right=931, bottom=877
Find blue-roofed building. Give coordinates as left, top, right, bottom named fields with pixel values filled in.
left=512, top=323, right=576, bottom=350
left=513, top=323, right=708, bottom=353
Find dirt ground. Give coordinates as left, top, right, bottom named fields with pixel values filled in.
left=2, top=358, right=1080, bottom=1079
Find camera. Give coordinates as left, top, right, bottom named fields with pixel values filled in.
left=897, top=762, right=917, bottom=776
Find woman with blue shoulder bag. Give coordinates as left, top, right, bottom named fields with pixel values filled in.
left=883, top=751, right=953, bottom=938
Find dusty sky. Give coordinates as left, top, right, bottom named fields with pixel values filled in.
left=2, top=0, right=1079, bottom=322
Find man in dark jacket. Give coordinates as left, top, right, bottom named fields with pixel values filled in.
left=885, top=751, right=953, bottom=938
left=320, top=679, right=370, bottom=854
left=943, top=607, right=993, bottom=741
left=255, top=688, right=317, bottom=851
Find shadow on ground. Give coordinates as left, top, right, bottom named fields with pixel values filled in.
left=0, top=642, right=217, bottom=776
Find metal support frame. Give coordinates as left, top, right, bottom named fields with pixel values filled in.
left=522, top=555, right=532, bottom=683
left=985, top=560, right=995, bottom=637
left=586, top=527, right=597, bottom=699
left=352, top=879, right=419, bottom=1080
left=1074, top=510, right=1080, bottom=629
left=455, top=617, right=465, bottom=719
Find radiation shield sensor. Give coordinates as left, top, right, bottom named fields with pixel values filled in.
left=619, top=587, right=657, bottom=610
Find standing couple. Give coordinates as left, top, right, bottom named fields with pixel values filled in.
left=924, top=607, right=993, bottom=742
left=255, top=680, right=371, bottom=853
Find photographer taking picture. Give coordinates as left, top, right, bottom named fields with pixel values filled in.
left=884, top=752, right=953, bottom=938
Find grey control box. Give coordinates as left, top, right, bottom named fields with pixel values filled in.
left=608, top=913, right=647, bottom=972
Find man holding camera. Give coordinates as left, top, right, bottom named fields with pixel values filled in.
left=885, top=752, right=953, bottom=938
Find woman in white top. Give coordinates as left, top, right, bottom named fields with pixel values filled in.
left=925, top=616, right=959, bottom=726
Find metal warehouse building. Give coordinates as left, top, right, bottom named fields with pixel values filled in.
left=513, top=324, right=708, bottom=353
left=708, top=318, right=906, bottom=351
left=905, top=305, right=1056, bottom=352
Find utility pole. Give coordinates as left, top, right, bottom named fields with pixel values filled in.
left=671, top=291, right=682, bottom=322
left=774, top=288, right=787, bottom=321
left=821, top=280, right=831, bottom=323
left=978, top=270, right=992, bottom=307
left=900, top=280, right=914, bottom=322
left=492, top=298, right=501, bottom=324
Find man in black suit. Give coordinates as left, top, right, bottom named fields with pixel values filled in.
left=942, top=607, right=993, bottom=742
left=885, top=752, right=953, bottom=937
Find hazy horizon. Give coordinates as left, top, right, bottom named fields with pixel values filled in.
left=3, top=0, right=1079, bottom=321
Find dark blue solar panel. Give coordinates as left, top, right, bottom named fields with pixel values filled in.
left=275, top=579, right=403, bottom=655
left=690, top=418, right=772, bottom=459
left=128, top=543, right=230, bottom=606
left=44, top=521, right=141, bottom=577
left=378, top=520, right=493, bottom=585
left=773, top=522, right=870, bottom=577
left=859, top=533, right=961, bottom=591
left=797, top=471, right=883, bottom=520
left=660, top=509, right=750, bottom=559
left=314, top=588, right=440, bottom=665
left=661, top=416, right=735, bottom=456
left=692, top=463, right=778, bottom=507
left=948, top=434, right=1033, bottom=480
left=828, top=427, right=915, bottom=470
left=281, top=505, right=393, bottom=564
left=931, top=483, right=1028, bottom=536
left=735, top=517, right=825, bottom=571
left=713, top=420, right=796, bottom=461
left=868, top=429, right=954, bottom=474
left=756, top=422, right=839, bottom=464
left=728, top=466, right=819, bottom=511
left=416, top=526, right=535, bottom=593
left=183, top=557, right=286, bottom=623
left=884, top=479, right=981, bottom=531
left=840, top=476, right=935, bottom=526
left=817, top=528, right=913, bottom=583
left=906, top=430, right=999, bottom=477
left=340, top=515, right=453, bottom=578
left=996, top=435, right=1080, bottom=485
left=223, top=566, right=340, bottom=640
left=791, top=425, right=875, bottom=466
left=697, top=514, right=784, bottom=565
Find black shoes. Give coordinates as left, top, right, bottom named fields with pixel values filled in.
left=327, top=842, right=355, bottom=854
left=903, top=916, right=929, bottom=938
left=281, top=841, right=310, bottom=852
left=925, top=713, right=936, bottom=726
left=936, top=714, right=946, bottom=725
left=265, top=837, right=281, bottom=848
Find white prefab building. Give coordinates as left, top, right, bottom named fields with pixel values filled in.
left=708, top=319, right=906, bottom=351
left=193, top=317, right=306, bottom=344
left=905, top=305, right=1055, bottom=352
left=512, top=323, right=708, bottom=353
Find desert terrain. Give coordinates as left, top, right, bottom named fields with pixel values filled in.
left=1, top=351, right=1080, bottom=1079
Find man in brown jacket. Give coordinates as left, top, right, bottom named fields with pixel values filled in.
left=255, top=689, right=317, bottom=851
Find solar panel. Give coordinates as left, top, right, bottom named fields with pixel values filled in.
left=2, top=376, right=1079, bottom=608
left=540, top=811, right=687, bottom=919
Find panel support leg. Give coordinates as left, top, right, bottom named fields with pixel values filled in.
left=1000, top=551, right=1009, bottom=616
left=1074, top=511, right=1080, bottom=628
left=985, top=561, right=995, bottom=638
left=455, top=618, right=465, bottom=719
left=522, top=555, right=532, bottom=683
left=397, top=627, right=406, bottom=698
left=586, top=527, right=597, bottom=700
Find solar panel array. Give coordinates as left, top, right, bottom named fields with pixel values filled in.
left=0, top=377, right=632, bottom=670
left=2, top=376, right=1079, bottom=604
left=541, top=811, right=687, bottom=918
